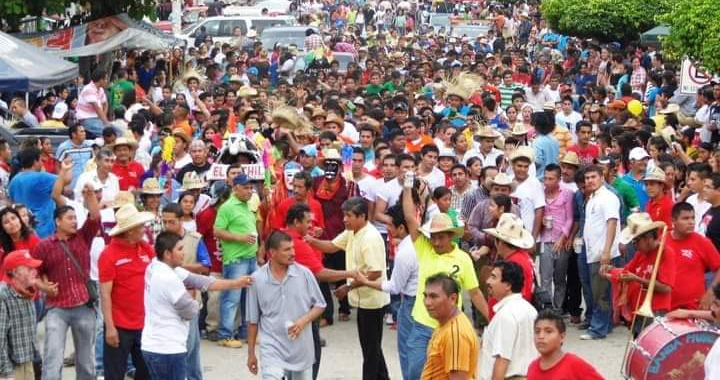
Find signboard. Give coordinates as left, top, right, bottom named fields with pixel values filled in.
left=680, top=59, right=713, bottom=94
left=206, top=163, right=266, bottom=181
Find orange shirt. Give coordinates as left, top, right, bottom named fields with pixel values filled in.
left=173, top=119, right=193, bottom=137
left=405, top=134, right=434, bottom=154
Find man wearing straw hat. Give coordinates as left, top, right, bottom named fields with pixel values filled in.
left=600, top=213, right=677, bottom=338
left=644, top=167, right=674, bottom=228
left=98, top=204, right=157, bottom=380
left=110, top=137, right=144, bottom=191
left=400, top=171, right=488, bottom=380
left=475, top=126, right=503, bottom=168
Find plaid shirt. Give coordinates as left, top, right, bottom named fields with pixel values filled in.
left=630, top=66, right=647, bottom=95
left=0, top=284, right=36, bottom=377
left=304, top=34, right=324, bottom=52
left=451, top=185, right=474, bottom=216
left=460, top=185, right=490, bottom=220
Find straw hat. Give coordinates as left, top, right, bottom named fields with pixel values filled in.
left=475, top=126, right=501, bottom=139
left=658, top=103, right=680, bottom=115
left=272, top=106, right=301, bottom=129
left=510, top=146, right=535, bottom=163
left=172, top=129, right=192, bottom=144
left=109, top=204, right=156, bottom=237
left=324, top=114, right=344, bottom=127
left=181, top=172, right=208, bottom=190
left=111, top=137, right=138, bottom=150
left=320, top=148, right=342, bottom=163
left=181, top=68, right=205, bottom=85
left=619, top=212, right=666, bottom=245
left=642, top=167, right=667, bottom=183
left=487, top=172, right=516, bottom=191
left=483, top=213, right=534, bottom=249
left=560, top=151, right=581, bottom=167
left=418, top=213, right=464, bottom=239
left=140, top=178, right=165, bottom=195
left=658, top=126, right=677, bottom=147
left=510, top=123, right=529, bottom=136
left=237, top=85, right=259, bottom=98
left=112, top=191, right=136, bottom=209
left=311, top=108, right=327, bottom=120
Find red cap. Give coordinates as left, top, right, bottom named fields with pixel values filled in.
left=2, top=250, right=42, bottom=276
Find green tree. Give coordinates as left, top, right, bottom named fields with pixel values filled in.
left=541, top=0, right=670, bottom=42
left=659, top=0, right=720, bottom=74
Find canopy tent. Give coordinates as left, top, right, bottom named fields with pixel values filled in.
left=19, top=14, right=185, bottom=58
left=640, top=25, right=670, bottom=46
left=0, top=31, right=79, bottom=92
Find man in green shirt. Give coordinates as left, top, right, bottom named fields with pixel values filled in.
left=365, top=71, right=384, bottom=96
left=214, top=173, right=260, bottom=348
left=597, top=155, right=639, bottom=222
left=107, top=68, right=135, bottom=113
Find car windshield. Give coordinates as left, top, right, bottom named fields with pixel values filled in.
left=333, top=54, right=353, bottom=71
left=452, top=26, right=489, bottom=39
left=181, top=22, right=197, bottom=35
left=261, top=29, right=310, bottom=50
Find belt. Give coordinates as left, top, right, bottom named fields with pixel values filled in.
left=506, top=376, right=527, bottom=380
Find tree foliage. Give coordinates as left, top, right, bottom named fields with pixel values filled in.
left=659, top=0, right=720, bottom=74
left=1, top=0, right=156, bottom=32
left=541, top=0, right=670, bottom=42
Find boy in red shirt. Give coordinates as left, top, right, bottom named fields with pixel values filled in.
left=644, top=167, right=674, bottom=228
left=528, top=310, right=605, bottom=380
left=602, top=213, right=676, bottom=337
left=567, top=121, right=600, bottom=166
left=666, top=202, right=720, bottom=310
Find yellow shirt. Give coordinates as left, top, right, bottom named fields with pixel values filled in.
left=332, top=223, right=390, bottom=309
left=412, top=236, right=479, bottom=328
left=422, top=312, right=479, bottom=380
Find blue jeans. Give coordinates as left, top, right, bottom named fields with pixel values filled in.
left=397, top=295, right=416, bottom=380
left=587, top=256, right=623, bottom=338
left=186, top=314, right=202, bottom=380
left=43, top=305, right=96, bottom=380
left=219, top=258, right=257, bottom=339
left=80, top=117, right=105, bottom=138
left=577, top=247, right=594, bottom=321
left=142, top=351, right=186, bottom=380
left=95, top=282, right=134, bottom=375
left=405, top=322, right=433, bottom=380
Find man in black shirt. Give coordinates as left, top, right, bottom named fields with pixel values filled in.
left=702, top=172, right=720, bottom=251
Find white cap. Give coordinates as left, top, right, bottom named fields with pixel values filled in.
left=52, top=102, right=68, bottom=119
left=629, top=147, right=650, bottom=161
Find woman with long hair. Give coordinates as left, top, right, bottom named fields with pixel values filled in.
left=0, top=206, right=39, bottom=259
left=178, top=191, right=197, bottom=232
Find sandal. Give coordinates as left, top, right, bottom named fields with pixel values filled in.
left=339, top=313, right=351, bottom=322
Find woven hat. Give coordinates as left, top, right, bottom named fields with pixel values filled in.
left=560, top=151, right=580, bottom=166
left=643, top=167, right=667, bottom=183
left=272, top=106, right=301, bottom=129
left=172, top=129, right=192, bottom=144
left=658, top=103, right=680, bottom=115
left=181, top=68, right=205, bottom=85
left=109, top=204, right=156, bottom=237
left=320, top=148, right=342, bottom=163
left=311, top=107, right=327, bottom=120
left=140, top=178, right=165, bottom=195
left=510, top=146, right=534, bottom=163
left=111, top=137, right=138, bottom=150
left=228, top=75, right=243, bottom=83
left=237, top=85, right=259, bottom=98
left=443, top=72, right=483, bottom=101
left=475, top=126, right=501, bottom=139
left=658, top=126, right=677, bottom=147
left=181, top=172, right=207, bottom=190
left=619, top=212, right=666, bottom=244
left=324, top=114, right=344, bottom=127
left=483, top=213, right=534, bottom=249
left=487, top=172, right=516, bottom=191
left=419, top=213, right=464, bottom=238
left=112, top=191, right=136, bottom=209
left=510, top=123, right=529, bottom=136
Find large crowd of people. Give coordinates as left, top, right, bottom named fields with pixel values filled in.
left=1, top=0, right=720, bottom=380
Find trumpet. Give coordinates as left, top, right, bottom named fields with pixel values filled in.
left=634, top=225, right=668, bottom=319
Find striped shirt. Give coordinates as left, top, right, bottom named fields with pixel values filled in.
left=421, top=311, right=478, bottom=379
left=76, top=81, right=107, bottom=120
left=0, top=284, right=36, bottom=377
left=498, top=82, right=523, bottom=108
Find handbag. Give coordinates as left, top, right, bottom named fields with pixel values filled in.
left=531, top=269, right=553, bottom=311
left=59, top=241, right=98, bottom=307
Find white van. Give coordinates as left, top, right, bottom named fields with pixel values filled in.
left=177, top=15, right=295, bottom=46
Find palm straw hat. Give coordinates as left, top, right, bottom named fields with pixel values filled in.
left=619, top=212, right=666, bottom=245
left=483, top=213, right=535, bottom=249
left=112, top=191, right=136, bottom=209
left=418, top=213, right=464, bottom=239
left=509, top=145, right=535, bottom=163
left=560, top=151, right=581, bottom=167
left=642, top=167, right=667, bottom=183
left=109, top=204, right=156, bottom=237
left=486, top=172, right=517, bottom=191
left=140, top=178, right=165, bottom=195
left=181, top=172, right=208, bottom=190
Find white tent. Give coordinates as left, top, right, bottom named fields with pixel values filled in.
left=0, top=31, right=78, bottom=92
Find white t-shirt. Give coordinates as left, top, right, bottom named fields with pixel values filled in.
left=372, top=178, right=402, bottom=234
left=512, top=176, right=546, bottom=233
left=583, top=186, right=622, bottom=263
left=142, top=260, right=193, bottom=354
left=706, top=336, right=720, bottom=380
left=356, top=175, right=376, bottom=202
left=687, top=193, right=711, bottom=232
left=74, top=170, right=120, bottom=205
left=555, top=111, right=583, bottom=135
left=420, top=167, right=445, bottom=191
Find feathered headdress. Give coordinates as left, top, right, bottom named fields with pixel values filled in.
left=442, top=72, right=485, bottom=101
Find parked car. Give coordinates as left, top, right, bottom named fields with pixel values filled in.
left=260, top=26, right=318, bottom=51
left=176, top=15, right=295, bottom=46
left=0, top=123, right=68, bottom=151
left=451, top=24, right=491, bottom=39
left=293, top=52, right=355, bottom=74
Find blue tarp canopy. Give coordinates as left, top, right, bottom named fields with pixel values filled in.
left=0, top=31, right=78, bottom=92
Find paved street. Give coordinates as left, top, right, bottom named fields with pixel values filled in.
left=61, top=307, right=629, bottom=380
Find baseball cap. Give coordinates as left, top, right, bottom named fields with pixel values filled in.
left=394, top=103, right=408, bottom=112
left=52, top=102, right=68, bottom=119
left=299, top=144, right=318, bottom=158
left=629, top=147, right=650, bottom=161
left=2, top=250, right=42, bottom=279
left=233, top=173, right=251, bottom=186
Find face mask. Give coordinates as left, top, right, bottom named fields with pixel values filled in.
left=324, top=161, right=339, bottom=179
left=284, top=161, right=302, bottom=188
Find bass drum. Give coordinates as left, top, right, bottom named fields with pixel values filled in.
left=625, top=317, right=720, bottom=380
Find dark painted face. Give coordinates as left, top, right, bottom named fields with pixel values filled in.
left=324, top=160, right=340, bottom=179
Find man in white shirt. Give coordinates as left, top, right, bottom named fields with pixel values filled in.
left=74, top=148, right=120, bottom=207
left=510, top=148, right=545, bottom=246
left=555, top=95, right=583, bottom=134
left=581, top=165, right=622, bottom=340
left=374, top=154, right=413, bottom=234
left=476, top=127, right=504, bottom=168
left=686, top=163, right=712, bottom=231
left=524, top=80, right=554, bottom=112
left=418, top=145, right=445, bottom=191
left=480, top=260, right=538, bottom=380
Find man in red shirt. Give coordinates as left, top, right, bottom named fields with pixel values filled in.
left=666, top=202, right=720, bottom=310
left=483, top=213, right=535, bottom=318
left=644, top=167, right=674, bottom=228
left=567, top=121, right=600, bottom=166
left=602, top=213, right=676, bottom=338
left=272, top=171, right=325, bottom=234
left=98, top=203, right=156, bottom=380
left=110, top=137, right=144, bottom=191
left=32, top=182, right=100, bottom=380
left=284, top=202, right=358, bottom=379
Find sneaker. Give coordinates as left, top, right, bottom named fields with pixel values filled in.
left=579, top=333, right=601, bottom=340
left=385, top=314, right=394, bottom=325
left=200, top=329, right=208, bottom=340
left=218, top=338, right=244, bottom=348
left=63, top=352, right=75, bottom=367
left=207, top=331, right=221, bottom=342
left=577, top=322, right=590, bottom=330
left=569, top=316, right=582, bottom=325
